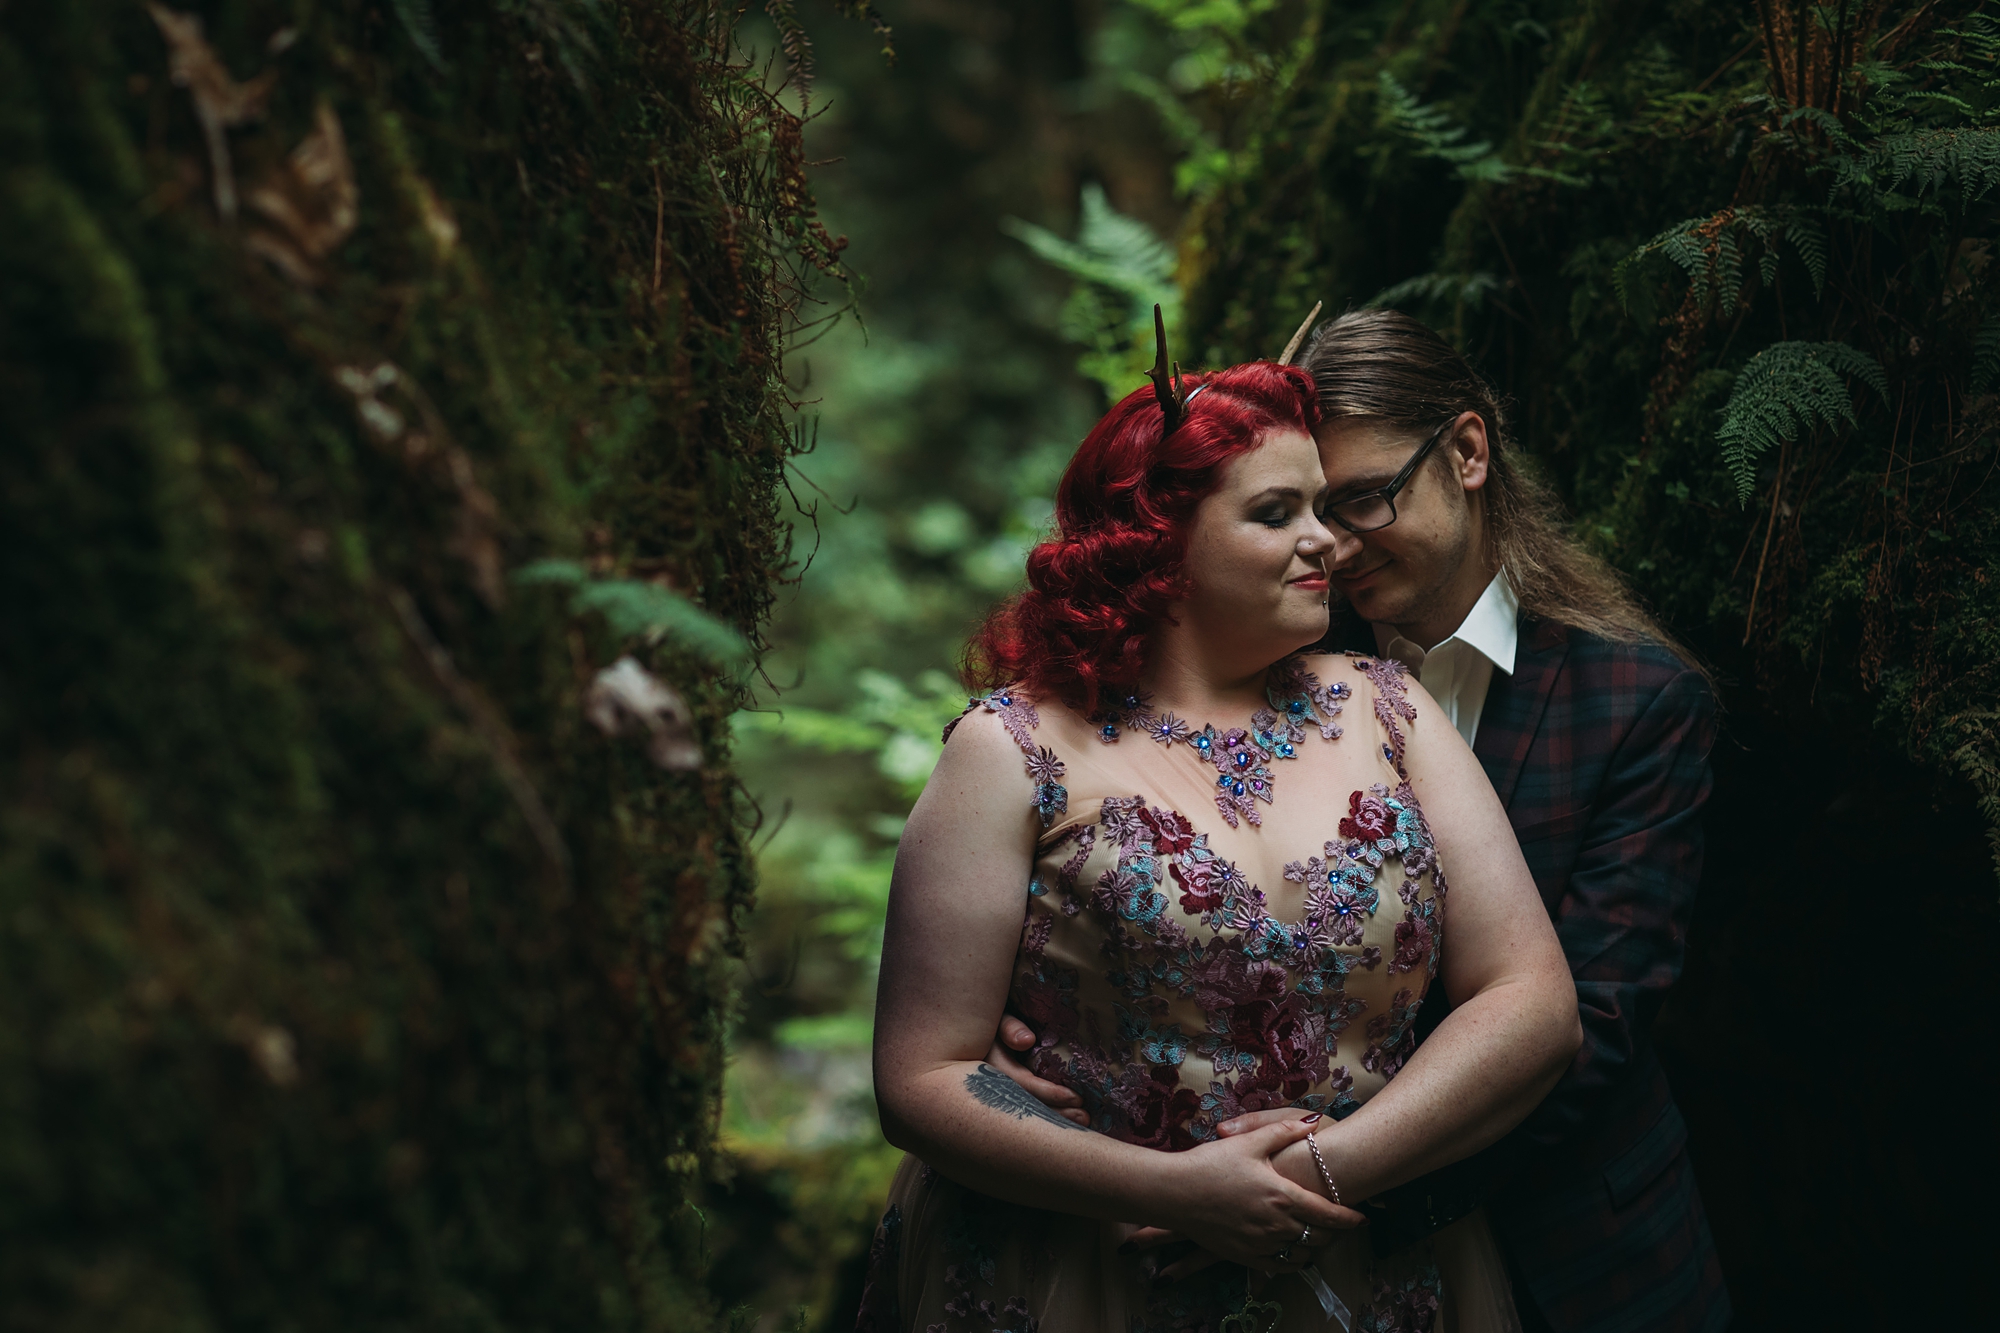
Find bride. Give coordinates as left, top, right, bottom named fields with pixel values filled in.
left=859, top=337, right=1579, bottom=1333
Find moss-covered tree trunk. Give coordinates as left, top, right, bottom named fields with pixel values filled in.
left=0, top=3, right=831, bottom=1327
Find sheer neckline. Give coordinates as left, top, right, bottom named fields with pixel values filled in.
left=1082, top=658, right=1354, bottom=828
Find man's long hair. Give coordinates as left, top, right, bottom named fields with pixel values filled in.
left=1302, top=308, right=1697, bottom=663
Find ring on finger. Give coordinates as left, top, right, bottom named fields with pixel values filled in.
left=1299, top=1225, right=1312, bottom=1247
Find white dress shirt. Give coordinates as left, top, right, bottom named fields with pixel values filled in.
left=1373, top=570, right=1520, bottom=748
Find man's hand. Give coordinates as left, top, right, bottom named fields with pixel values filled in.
left=984, top=1014, right=1087, bottom=1126
left=1212, top=1107, right=1311, bottom=1139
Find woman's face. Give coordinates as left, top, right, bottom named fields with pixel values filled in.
left=1176, top=427, right=1337, bottom=658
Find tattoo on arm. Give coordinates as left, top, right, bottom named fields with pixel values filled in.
left=964, top=1063, right=1089, bottom=1132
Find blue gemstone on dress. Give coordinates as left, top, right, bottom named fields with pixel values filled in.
left=1232, top=780, right=1246, bottom=797
left=1287, top=699, right=1306, bottom=714
left=999, top=694, right=1013, bottom=706
left=1279, top=743, right=1294, bottom=757
left=1235, top=751, right=1251, bottom=767
left=1101, top=725, right=1118, bottom=739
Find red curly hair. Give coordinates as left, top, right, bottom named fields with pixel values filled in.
left=967, top=361, right=1320, bottom=712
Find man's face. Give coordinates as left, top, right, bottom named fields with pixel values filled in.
left=1314, top=414, right=1489, bottom=634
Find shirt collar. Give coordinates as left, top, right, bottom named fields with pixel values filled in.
left=1371, top=568, right=1520, bottom=675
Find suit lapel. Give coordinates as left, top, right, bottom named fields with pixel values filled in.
left=1473, top=614, right=1568, bottom=811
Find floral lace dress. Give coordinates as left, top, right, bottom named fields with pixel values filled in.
left=857, top=654, right=1520, bottom=1333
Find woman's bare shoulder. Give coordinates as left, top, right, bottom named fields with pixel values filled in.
left=939, top=693, right=1035, bottom=767
left=914, top=694, right=1044, bottom=845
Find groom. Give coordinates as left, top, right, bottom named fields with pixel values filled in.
left=989, top=309, right=1730, bottom=1333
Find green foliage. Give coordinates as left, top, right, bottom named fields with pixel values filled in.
left=0, top=1, right=845, bottom=1328
left=1004, top=184, right=1181, bottom=400
left=390, top=0, right=446, bottom=71
left=516, top=558, right=752, bottom=662
left=1715, top=341, right=1887, bottom=500
left=1615, top=206, right=1829, bottom=314
left=1376, top=71, right=1512, bottom=183
left=1182, top=0, right=2000, bottom=886
left=1839, top=125, right=2000, bottom=198
left=1973, top=311, right=2000, bottom=395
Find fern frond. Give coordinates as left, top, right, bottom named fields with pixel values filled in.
left=513, top=559, right=750, bottom=662
left=1004, top=184, right=1180, bottom=400
left=392, top=0, right=446, bottom=70
left=1001, top=185, right=1174, bottom=302
left=1780, top=106, right=1860, bottom=149
left=1617, top=206, right=1831, bottom=314
left=1614, top=216, right=1703, bottom=311
left=1971, top=313, right=2000, bottom=396
left=1833, top=128, right=2000, bottom=202
left=1377, top=72, right=1510, bottom=181
left=1785, top=214, right=1829, bottom=298
left=1714, top=231, right=1743, bottom=311
left=1369, top=271, right=1503, bottom=311
left=1716, top=341, right=1887, bottom=501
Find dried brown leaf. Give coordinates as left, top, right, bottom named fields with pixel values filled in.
left=245, top=100, right=358, bottom=284
left=147, top=4, right=277, bottom=219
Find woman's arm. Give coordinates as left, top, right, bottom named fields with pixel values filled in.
left=873, top=706, right=1356, bottom=1263
left=1234, top=674, right=1583, bottom=1203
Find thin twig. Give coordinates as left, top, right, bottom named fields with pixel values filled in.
left=1695, top=36, right=1763, bottom=94
left=1744, top=435, right=1792, bottom=645
left=389, top=586, right=572, bottom=893
left=652, top=162, right=665, bottom=301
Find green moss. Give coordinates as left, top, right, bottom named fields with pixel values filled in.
left=0, top=2, right=844, bottom=1329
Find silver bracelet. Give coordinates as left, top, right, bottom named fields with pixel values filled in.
left=1306, top=1125, right=1341, bottom=1206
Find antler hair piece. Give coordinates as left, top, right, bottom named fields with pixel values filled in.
left=1275, top=301, right=1323, bottom=367
left=1147, top=303, right=1186, bottom=436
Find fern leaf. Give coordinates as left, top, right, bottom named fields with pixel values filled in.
left=1716, top=341, right=1886, bottom=501
left=1715, top=231, right=1743, bottom=311
left=1972, top=313, right=2000, bottom=396
left=1613, top=216, right=1699, bottom=311
left=1377, top=72, right=1510, bottom=181
left=1784, top=214, right=1829, bottom=298
left=1369, top=271, right=1502, bottom=311
left=392, top=0, right=446, bottom=70
left=1001, top=185, right=1174, bottom=301
left=1004, top=184, right=1180, bottom=400
left=1844, top=128, right=2000, bottom=202
left=568, top=581, right=751, bottom=662
left=513, top=559, right=749, bottom=662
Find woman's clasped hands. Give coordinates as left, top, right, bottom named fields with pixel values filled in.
left=1119, top=1113, right=1366, bottom=1282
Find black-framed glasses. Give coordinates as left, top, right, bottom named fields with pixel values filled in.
left=1322, top=417, right=1458, bottom=534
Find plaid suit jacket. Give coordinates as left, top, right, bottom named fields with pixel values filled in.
left=1366, top=615, right=1730, bottom=1333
